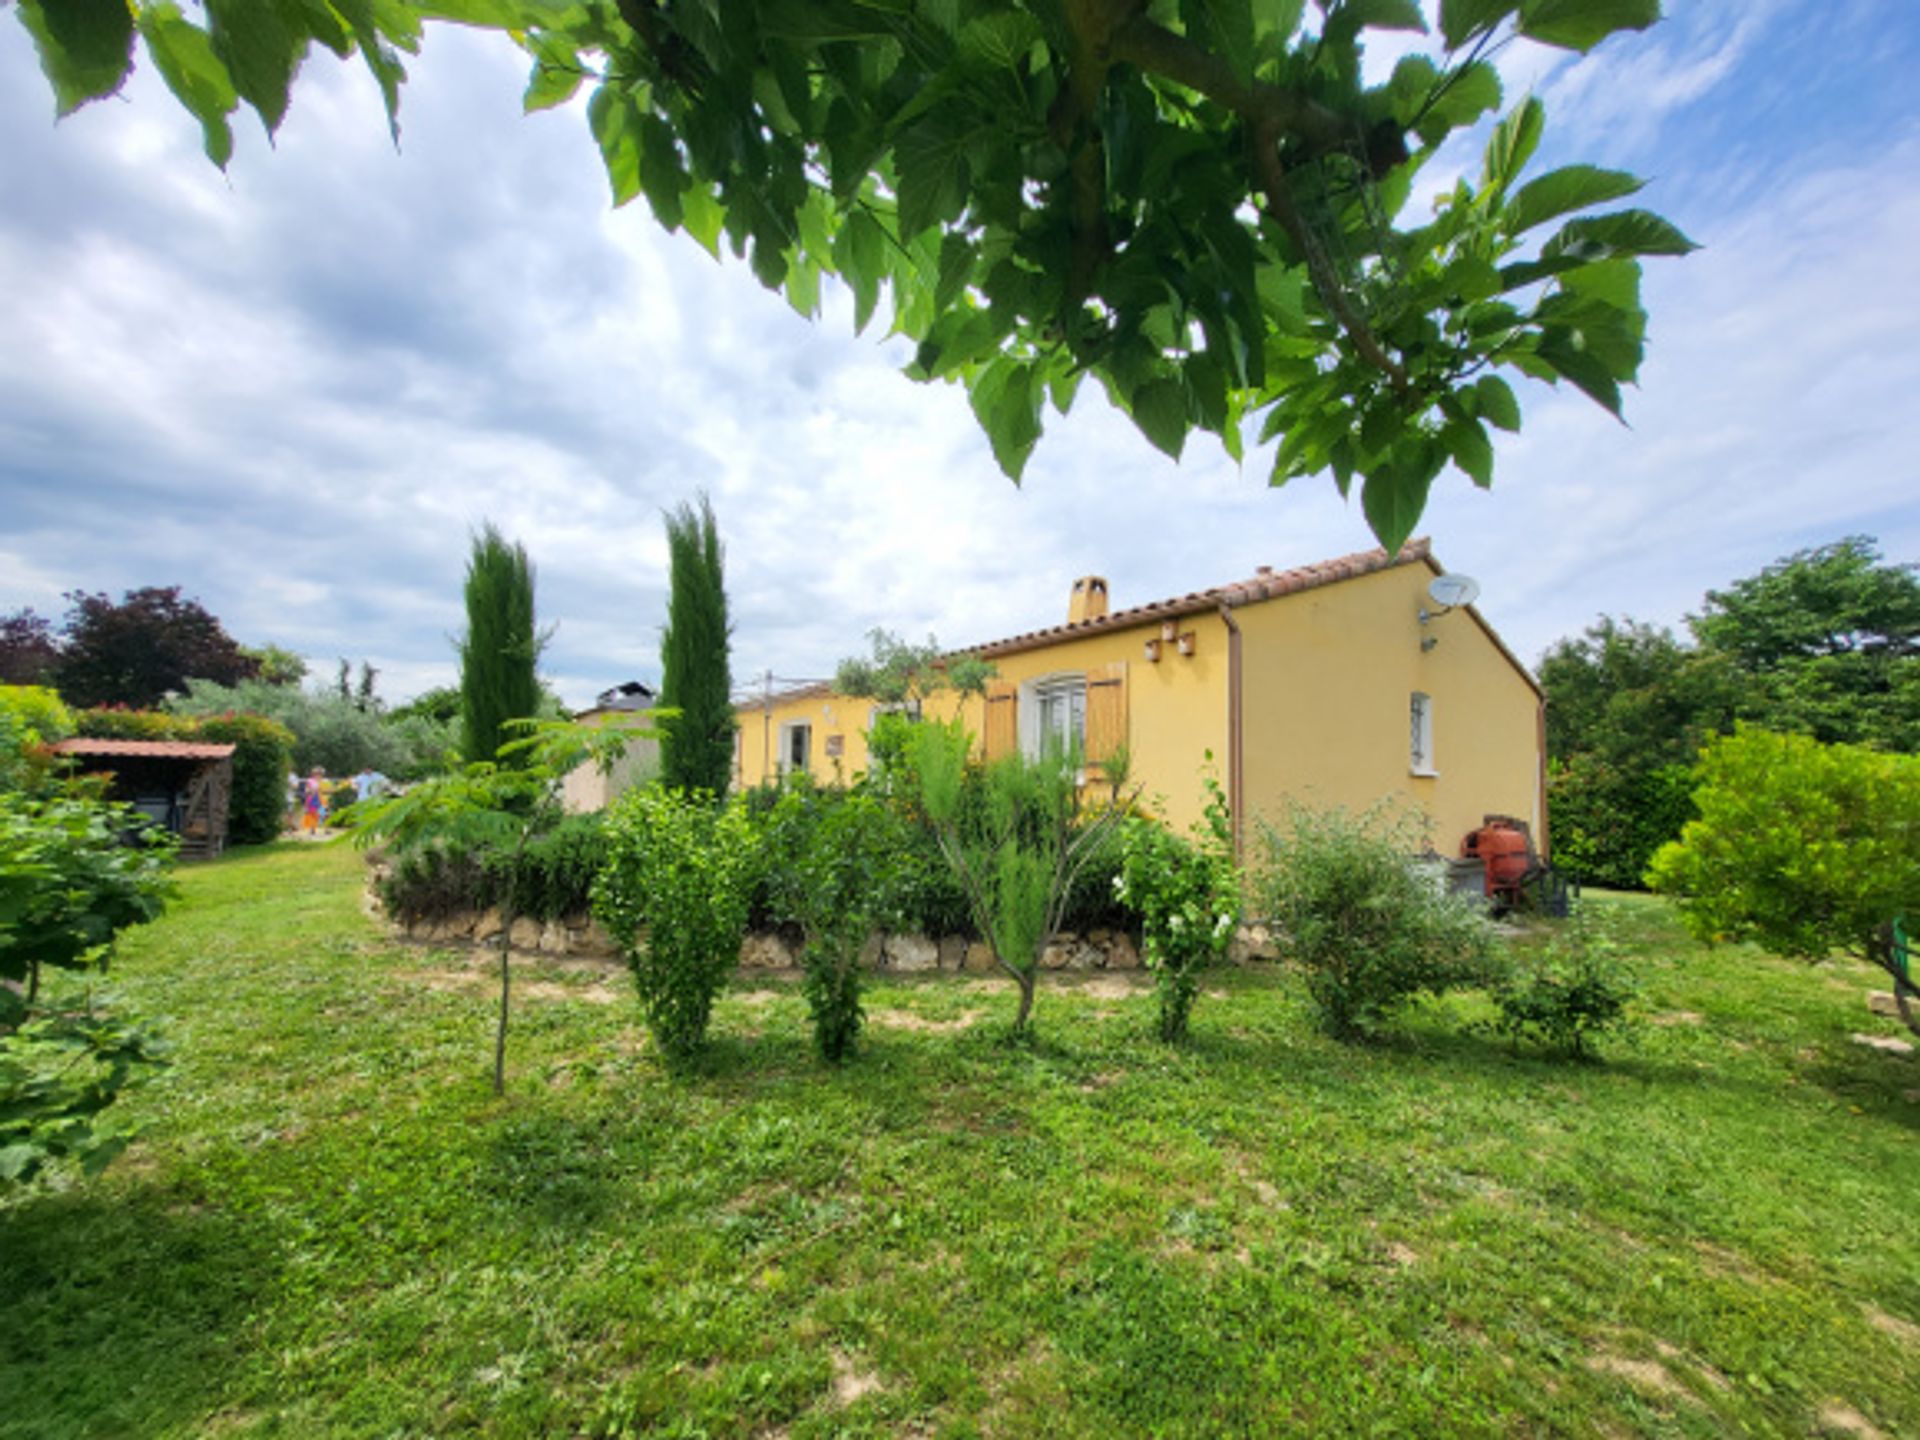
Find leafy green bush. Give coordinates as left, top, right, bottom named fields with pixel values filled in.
left=788, top=790, right=904, bottom=1062
left=0, top=792, right=175, bottom=1189
left=1488, top=919, right=1638, bottom=1058
left=1547, top=754, right=1697, bottom=890
left=194, top=712, right=298, bottom=844
left=1253, top=805, right=1493, bottom=1039
left=377, top=812, right=610, bottom=926
left=1647, top=728, right=1920, bottom=1030
left=1115, top=792, right=1239, bottom=1043
left=0, top=793, right=178, bottom=1006
left=1, top=1000, right=170, bottom=1186
left=594, top=787, right=754, bottom=1065
left=0, top=689, right=76, bottom=795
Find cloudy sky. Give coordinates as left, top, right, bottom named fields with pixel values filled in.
left=2, top=1, right=1915, bottom=708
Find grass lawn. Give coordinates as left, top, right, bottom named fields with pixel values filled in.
left=3, top=842, right=1917, bottom=1438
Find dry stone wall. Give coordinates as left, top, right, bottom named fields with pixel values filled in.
left=369, top=885, right=1281, bottom=972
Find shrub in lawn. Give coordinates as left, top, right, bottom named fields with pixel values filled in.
left=1115, top=792, right=1239, bottom=1042
left=1254, top=805, right=1493, bottom=1040
left=1647, top=726, right=1920, bottom=1034
left=595, top=785, right=754, bottom=1066
left=1488, top=918, right=1639, bottom=1058
left=908, top=719, right=1133, bottom=1035
left=0, top=791, right=175, bottom=1188
left=789, top=790, right=904, bottom=1062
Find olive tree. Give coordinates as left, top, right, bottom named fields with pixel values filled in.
left=16, top=0, right=1688, bottom=552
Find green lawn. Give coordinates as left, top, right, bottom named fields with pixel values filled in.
left=3, top=843, right=1916, bottom=1439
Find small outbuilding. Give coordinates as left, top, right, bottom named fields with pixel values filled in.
left=562, top=681, right=661, bottom=814
left=51, top=737, right=236, bottom=859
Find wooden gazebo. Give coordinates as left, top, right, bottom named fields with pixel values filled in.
left=51, top=738, right=237, bottom=859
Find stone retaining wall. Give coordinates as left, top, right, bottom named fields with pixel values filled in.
left=372, top=891, right=1285, bottom=971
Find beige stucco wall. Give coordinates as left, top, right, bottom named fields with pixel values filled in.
left=1235, top=561, right=1543, bottom=855
left=561, top=711, right=661, bottom=814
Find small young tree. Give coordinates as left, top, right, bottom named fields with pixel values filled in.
left=593, top=785, right=753, bottom=1067
left=756, top=781, right=905, bottom=1062
left=658, top=495, right=734, bottom=794
left=353, top=720, right=646, bottom=1094
left=459, top=525, right=542, bottom=767
left=1647, top=727, right=1920, bottom=1035
left=907, top=719, right=1132, bottom=1035
left=1114, top=773, right=1240, bottom=1043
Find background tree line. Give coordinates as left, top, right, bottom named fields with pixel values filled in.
left=1540, top=536, right=1919, bottom=888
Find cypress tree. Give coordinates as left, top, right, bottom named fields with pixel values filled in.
left=659, top=494, right=735, bottom=792
left=459, top=524, right=542, bottom=766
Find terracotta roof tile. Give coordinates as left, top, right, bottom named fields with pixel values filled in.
left=53, top=738, right=237, bottom=760
left=974, top=539, right=1432, bottom=657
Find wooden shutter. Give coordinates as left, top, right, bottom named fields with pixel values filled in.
left=1085, top=662, right=1128, bottom=766
left=982, top=680, right=1018, bottom=761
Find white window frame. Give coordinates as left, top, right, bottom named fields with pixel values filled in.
left=778, top=720, right=812, bottom=775
left=1409, top=691, right=1437, bottom=777
left=1020, top=673, right=1087, bottom=761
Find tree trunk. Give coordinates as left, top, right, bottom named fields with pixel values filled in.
left=494, top=906, right=513, bottom=1096
left=1896, top=978, right=1918, bottom=1040
left=1013, top=971, right=1035, bottom=1033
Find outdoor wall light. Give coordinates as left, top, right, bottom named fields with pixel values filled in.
left=1177, top=631, right=1197, bottom=657
left=1144, top=638, right=1162, bottom=663
left=1160, top=620, right=1178, bottom=642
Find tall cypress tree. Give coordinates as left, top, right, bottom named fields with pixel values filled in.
left=459, top=524, right=541, bottom=766
left=659, top=495, right=735, bottom=793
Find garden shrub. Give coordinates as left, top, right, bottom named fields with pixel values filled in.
left=1254, top=805, right=1493, bottom=1039
left=907, top=720, right=1131, bottom=1034
left=789, top=790, right=904, bottom=1062
left=1488, top=918, right=1638, bottom=1058
left=0, top=791, right=175, bottom=1188
left=1115, top=787, right=1239, bottom=1043
left=376, top=812, right=610, bottom=926
left=1647, top=727, right=1920, bottom=1031
left=595, top=786, right=754, bottom=1065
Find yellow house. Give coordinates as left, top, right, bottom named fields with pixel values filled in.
left=733, top=540, right=1546, bottom=858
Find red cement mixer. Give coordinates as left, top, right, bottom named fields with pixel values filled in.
left=1461, top=817, right=1538, bottom=911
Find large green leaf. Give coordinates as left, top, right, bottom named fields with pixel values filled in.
left=893, top=111, right=972, bottom=240
left=1505, top=165, right=1645, bottom=235
left=587, top=83, right=641, bottom=207
left=1443, top=414, right=1494, bottom=487
left=204, top=0, right=306, bottom=136
left=1518, top=0, right=1660, bottom=53
left=1362, top=460, right=1437, bottom=556
left=15, top=0, right=135, bottom=117
left=1474, top=374, right=1521, bottom=432
left=1484, top=96, right=1544, bottom=191
left=1546, top=209, right=1699, bottom=260
left=1130, top=378, right=1190, bottom=461
left=137, top=5, right=238, bottom=167
left=1418, top=60, right=1502, bottom=144
left=970, top=358, right=1043, bottom=480
left=1439, top=0, right=1521, bottom=49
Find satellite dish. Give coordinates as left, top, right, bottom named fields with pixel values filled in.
left=1427, top=573, right=1481, bottom=611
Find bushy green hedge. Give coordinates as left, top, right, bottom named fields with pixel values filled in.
left=75, top=706, right=294, bottom=845
left=377, top=812, right=608, bottom=925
